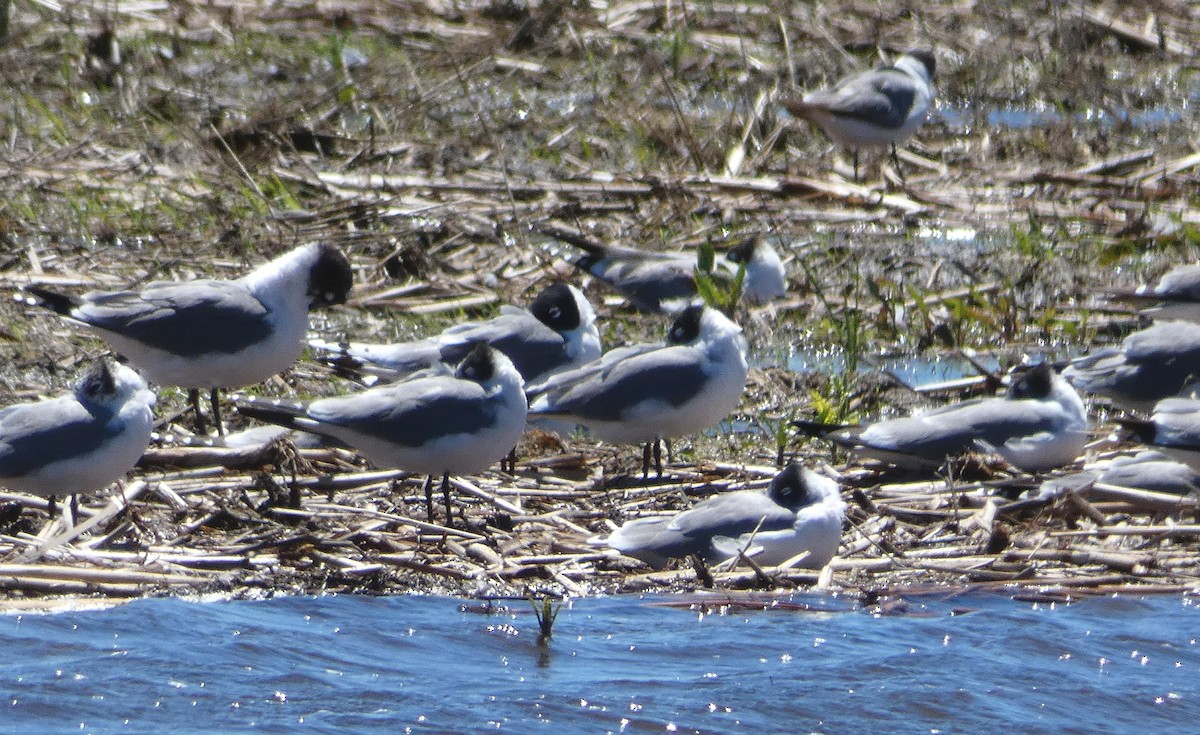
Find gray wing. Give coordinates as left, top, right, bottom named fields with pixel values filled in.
left=76, top=281, right=273, bottom=357
left=1064, top=328, right=1200, bottom=408
left=535, top=346, right=708, bottom=422
left=580, top=256, right=697, bottom=312
left=668, top=491, right=795, bottom=537
left=306, top=376, right=498, bottom=447
left=1100, top=451, right=1200, bottom=496
left=525, top=342, right=666, bottom=396
left=847, top=398, right=1066, bottom=461
left=605, top=517, right=697, bottom=568
left=1120, top=321, right=1200, bottom=361
left=1150, top=399, right=1200, bottom=446
left=1151, top=264, right=1200, bottom=301
left=437, top=312, right=568, bottom=381
left=0, top=397, right=121, bottom=477
left=807, top=68, right=915, bottom=129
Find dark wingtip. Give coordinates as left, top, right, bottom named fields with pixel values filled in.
left=1115, top=416, right=1157, bottom=444
left=25, top=286, right=79, bottom=315
left=791, top=419, right=853, bottom=437
left=233, top=396, right=308, bottom=431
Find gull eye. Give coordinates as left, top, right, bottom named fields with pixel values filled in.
left=549, top=307, right=561, bottom=319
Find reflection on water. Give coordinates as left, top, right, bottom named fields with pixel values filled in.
left=1, top=592, right=1195, bottom=733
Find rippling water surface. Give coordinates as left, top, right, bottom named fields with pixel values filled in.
left=2, top=591, right=1195, bottom=733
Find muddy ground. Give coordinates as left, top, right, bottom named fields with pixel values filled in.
left=0, top=1, right=1198, bottom=608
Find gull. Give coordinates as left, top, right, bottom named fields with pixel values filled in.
left=1118, top=398, right=1200, bottom=471
left=0, top=360, right=156, bottom=515
left=537, top=223, right=787, bottom=313
left=526, top=304, right=748, bottom=477
left=781, top=49, right=936, bottom=179
left=796, top=364, right=1088, bottom=473
left=235, top=342, right=527, bottom=524
left=24, top=242, right=353, bottom=435
left=1062, top=320, right=1200, bottom=412
left=1109, top=263, right=1200, bottom=323
left=1098, top=450, right=1200, bottom=497
left=600, top=463, right=845, bottom=569
left=309, top=282, right=600, bottom=385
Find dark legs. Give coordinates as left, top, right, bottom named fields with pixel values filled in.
left=501, top=447, right=517, bottom=473
left=852, top=149, right=860, bottom=182
left=189, top=389, right=207, bottom=435
left=210, top=388, right=225, bottom=436
left=188, top=388, right=225, bottom=435
left=424, top=472, right=454, bottom=526
left=640, top=439, right=664, bottom=479
left=440, top=472, right=452, bottom=526
left=889, top=144, right=906, bottom=183
left=424, top=474, right=435, bottom=522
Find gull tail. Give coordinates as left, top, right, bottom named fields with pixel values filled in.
left=23, top=286, right=80, bottom=315
left=791, top=419, right=855, bottom=438
left=1115, top=416, right=1157, bottom=444
left=234, top=395, right=310, bottom=432
left=779, top=96, right=825, bottom=121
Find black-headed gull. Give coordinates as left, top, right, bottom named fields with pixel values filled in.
left=798, top=364, right=1087, bottom=473
left=527, top=304, right=748, bottom=477
left=1110, top=263, right=1200, bottom=324
left=540, top=224, right=786, bottom=313
left=1063, top=320, right=1200, bottom=412
left=601, top=463, right=845, bottom=569
left=309, top=282, right=600, bottom=386
left=25, top=242, right=353, bottom=435
left=235, top=342, right=526, bottom=524
left=0, top=360, right=155, bottom=514
left=782, top=49, right=936, bottom=177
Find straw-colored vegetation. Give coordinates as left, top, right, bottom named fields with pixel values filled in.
left=1, top=0, right=1199, bottom=608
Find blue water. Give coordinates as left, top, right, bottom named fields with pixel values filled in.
left=1, top=591, right=1195, bottom=733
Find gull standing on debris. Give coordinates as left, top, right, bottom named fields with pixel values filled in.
left=309, top=282, right=600, bottom=385
left=600, top=462, right=845, bottom=569
left=538, top=223, right=787, bottom=313
left=781, top=49, right=936, bottom=178
left=0, top=360, right=156, bottom=515
left=235, top=342, right=527, bottom=524
left=1062, top=320, right=1200, bottom=412
left=796, top=364, right=1088, bottom=473
left=23, top=242, right=354, bottom=435
left=1109, top=263, right=1200, bottom=324
left=526, top=304, right=748, bottom=477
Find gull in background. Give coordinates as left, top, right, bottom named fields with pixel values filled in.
left=527, top=304, right=748, bottom=477
left=24, top=242, right=353, bottom=435
left=235, top=343, right=527, bottom=524
left=599, top=462, right=845, bottom=569
left=1098, top=450, right=1200, bottom=497
left=1062, top=320, right=1200, bottom=412
left=781, top=49, right=936, bottom=179
left=537, top=222, right=787, bottom=313
left=0, top=360, right=156, bottom=516
left=1109, top=263, right=1200, bottom=323
left=796, top=364, right=1088, bottom=473
left=309, top=282, right=600, bottom=386
left=1118, top=398, right=1200, bottom=471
